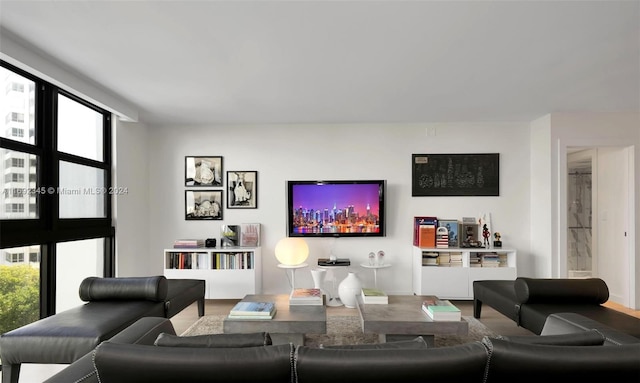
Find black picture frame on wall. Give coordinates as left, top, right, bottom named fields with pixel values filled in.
left=227, top=171, right=257, bottom=209
left=412, top=153, right=499, bottom=196
left=185, top=190, right=223, bottom=220
left=185, top=156, right=223, bottom=186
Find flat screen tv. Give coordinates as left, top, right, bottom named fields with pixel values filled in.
left=287, top=180, right=386, bottom=238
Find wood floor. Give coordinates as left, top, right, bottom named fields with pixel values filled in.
left=15, top=298, right=640, bottom=382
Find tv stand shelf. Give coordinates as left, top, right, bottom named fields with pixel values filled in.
left=163, top=247, right=261, bottom=299
left=412, top=246, right=517, bottom=300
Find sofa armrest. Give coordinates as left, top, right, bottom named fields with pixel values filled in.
left=514, top=277, right=608, bottom=304
left=79, top=276, right=168, bottom=302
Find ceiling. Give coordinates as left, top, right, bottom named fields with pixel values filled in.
left=1, top=0, right=638, bottom=127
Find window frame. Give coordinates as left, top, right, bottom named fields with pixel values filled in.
left=0, top=60, right=115, bottom=318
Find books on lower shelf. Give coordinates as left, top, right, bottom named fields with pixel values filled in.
left=289, top=288, right=323, bottom=305
left=361, top=288, right=388, bottom=304
left=421, top=299, right=461, bottom=321
left=228, top=301, right=276, bottom=319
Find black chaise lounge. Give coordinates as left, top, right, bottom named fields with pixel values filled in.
left=473, top=277, right=640, bottom=338
left=0, top=276, right=205, bottom=383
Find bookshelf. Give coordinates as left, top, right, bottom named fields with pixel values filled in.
left=412, top=246, right=517, bottom=299
left=164, top=247, right=261, bottom=299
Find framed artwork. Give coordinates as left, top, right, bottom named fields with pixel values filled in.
left=185, top=190, right=223, bottom=220
left=226, top=171, right=257, bottom=209
left=185, top=156, right=223, bottom=186
left=438, top=219, right=460, bottom=248
left=412, top=153, right=499, bottom=196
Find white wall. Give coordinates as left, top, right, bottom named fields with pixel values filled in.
left=113, top=120, right=152, bottom=276
left=529, top=115, right=553, bottom=277
left=129, top=123, right=532, bottom=295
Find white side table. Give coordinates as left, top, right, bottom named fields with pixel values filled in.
left=359, top=263, right=391, bottom=288
left=277, top=263, right=308, bottom=290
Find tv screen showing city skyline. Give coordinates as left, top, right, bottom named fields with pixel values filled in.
left=288, top=181, right=385, bottom=236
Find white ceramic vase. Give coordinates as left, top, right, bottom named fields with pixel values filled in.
left=338, top=272, right=362, bottom=308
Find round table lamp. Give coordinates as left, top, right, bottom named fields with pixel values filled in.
left=275, top=237, right=309, bottom=266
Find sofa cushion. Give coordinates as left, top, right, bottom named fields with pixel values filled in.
left=154, top=332, right=272, bottom=348
left=483, top=337, right=640, bottom=382
left=319, top=336, right=428, bottom=350
left=491, top=329, right=605, bottom=346
left=514, top=277, right=608, bottom=304
left=294, top=342, right=488, bottom=383
left=93, top=342, right=294, bottom=383
left=79, top=276, right=168, bottom=302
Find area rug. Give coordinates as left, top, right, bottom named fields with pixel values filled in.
left=181, top=315, right=496, bottom=348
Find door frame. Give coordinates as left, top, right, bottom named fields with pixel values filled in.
left=558, top=139, right=635, bottom=308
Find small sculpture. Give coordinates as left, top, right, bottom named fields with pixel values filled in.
left=493, top=232, right=502, bottom=248
left=482, top=224, right=490, bottom=248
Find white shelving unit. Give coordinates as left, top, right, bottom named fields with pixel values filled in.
left=412, top=246, right=517, bottom=300
left=163, top=247, right=261, bottom=299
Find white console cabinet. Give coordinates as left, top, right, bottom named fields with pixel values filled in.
left=412, top=246, right=517, bottom=300
left=164, top=247, right=261, bottom=299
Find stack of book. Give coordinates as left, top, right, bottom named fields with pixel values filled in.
left=421, top=251, right=440, bottom=266
left=480, top=252, right=500, bottom=267
left=228, top=301, right=276, bottom=319
left=421, top=299, right=461, bottom=321
left=289, top=288, right=323, bottom=306
left=449, top=252, right=463, bottom=267
left=361, top=288, right=388, bottom=304
left=173, top=239, right=205, bottom=248
left=413, top=216, right=437, bottom=248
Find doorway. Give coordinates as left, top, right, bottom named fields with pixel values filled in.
left=567, top=149, right=594, bottom=278
left=565, top=146, right=631, bottom=306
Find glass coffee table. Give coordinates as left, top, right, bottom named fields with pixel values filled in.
left=223, top=294, right=326, bottom=345
left=355, top=294, right=468, bottom=346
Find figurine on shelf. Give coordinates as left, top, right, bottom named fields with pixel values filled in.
left=482, top=224, right=490, bottom=248
left=493, top=232, right=502, bottom=248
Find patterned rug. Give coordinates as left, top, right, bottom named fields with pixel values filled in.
left=181, top=314, right=496, bottom=348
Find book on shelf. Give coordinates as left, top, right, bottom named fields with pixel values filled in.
left=220, top=225, right=240, bottom=247
left=436, top=226, right=449, bottom=248
left=421, top=299, right=461, bottom=321
left=361, top=287, right=388, bottom=304
left=229, top=301, right=276, bottom=318
left=438, top=219, right=460, bottom=248
left=289, top=288, right=323, bottom=305
left=413, top=216, right=437, bottom=247
left=173, top=239, right=205, bottom=248
left=240, top=223, right=261, bottom=247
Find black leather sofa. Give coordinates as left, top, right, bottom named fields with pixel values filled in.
left=44, top=315, right=640, bottom=383
left=473, top=277, right=640, bottom=338
left=0, top=276, right=205, bottom=383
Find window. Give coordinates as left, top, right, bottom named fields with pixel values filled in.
left=5, top=204, right=25, bottom=213
left=4, top=252, right=24, bottom=263
left=10, top=127, right=24, bottom=137
left=5, top=81, right=24, bottom=93
left=4, top=173, right=24, bottom=183
left=5, top=112, right=25, bottom=124
left=1, top=61, right=114, bottom=332
left=6, top=158, right=25, bottom=168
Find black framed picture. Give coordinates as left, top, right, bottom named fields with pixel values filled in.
left=185, top=156, right=223, bottom=186
left=226, top=171, right=257, bottom=209
left=185, top=190, right=223, bottom=220
left=412, top=153, right=499, bottom=196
